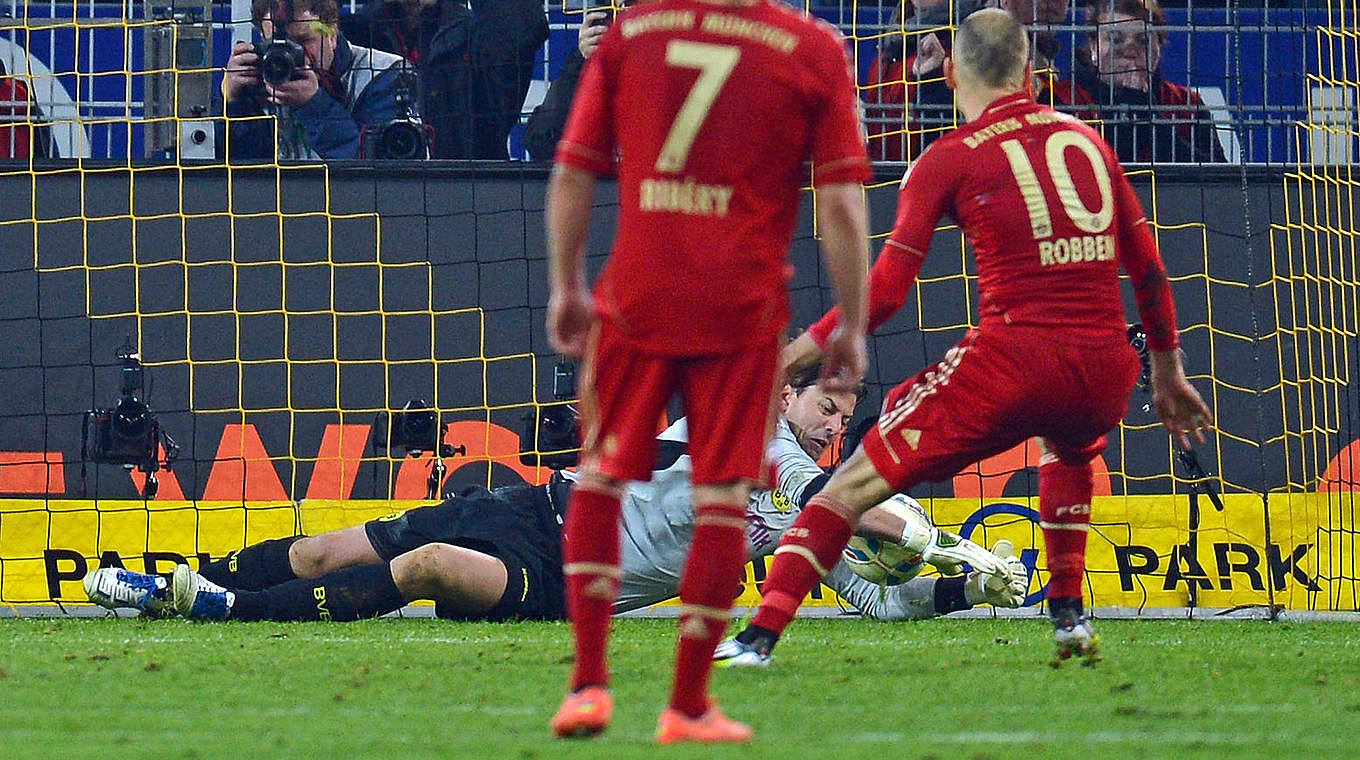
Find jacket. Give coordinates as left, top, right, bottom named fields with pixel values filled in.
left=340, top=0, right=548, bottom=159
left=523, top=48, right=585, bottom=161
left=1052, top=66, right=1227, bottom=164
left=221, top=36, right=404, bottom=160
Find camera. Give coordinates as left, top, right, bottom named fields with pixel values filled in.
left=359, top=64, right=432, bottom=159
left=373, top=399, right=460, bottom=457
left=252, top=29, right=306, bottom=87
left=1127, top=323, right=1152, bottom=392
left=82, top=344, right=178, bottom=498
left=372, top=399, right=465, bottom=500
left=520, top=361, right=582, bottom=470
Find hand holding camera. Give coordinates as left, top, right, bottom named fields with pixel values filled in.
left=224, top=41, right=261, bottom=101
left=578, top=11, right=609, bottom=59
left=262, top=66, right=319, bottom=109
left=225, top=37, right=317, bottom=108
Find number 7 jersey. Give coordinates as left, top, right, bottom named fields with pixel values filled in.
left=555, top=0, right=871, bottom=356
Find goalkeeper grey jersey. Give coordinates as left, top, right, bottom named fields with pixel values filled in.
left=562, top=417, right=939, bottom=621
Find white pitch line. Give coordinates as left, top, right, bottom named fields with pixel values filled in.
left=849, top=730, right=1317, bottom=746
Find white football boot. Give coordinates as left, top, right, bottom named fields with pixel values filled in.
left=1050, top=607, right=1101, bottom=667
left=83, top=568, right=175, bottom=618
left=712, top=637, right=772, bottom=668
left=172, top=564, right=235, bottom=620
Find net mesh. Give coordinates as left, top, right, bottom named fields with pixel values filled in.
left=0, top=0, right=1355, bottom=613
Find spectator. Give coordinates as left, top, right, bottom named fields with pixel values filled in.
left=1055, top=0, right=1226, bottom=163
left=340, top=0, right=548, bottom=159
left=0, top=58, right=48, bottom=159
left=523, top=8, right=608, bottom=162
left=219, top=0, right=406, bottom=160
left=864, top=0, right=1070, bottom=160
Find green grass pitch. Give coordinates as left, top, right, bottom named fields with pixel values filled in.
left=1, top=616, right=1356, bottom=759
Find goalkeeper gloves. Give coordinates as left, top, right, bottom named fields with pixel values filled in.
left=963, top=539, right=1029, bottom=608
left=899, top=524, right=1008, bottom=577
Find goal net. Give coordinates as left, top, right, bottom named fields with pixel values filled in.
left=0, top=0, right=1353, bottom=616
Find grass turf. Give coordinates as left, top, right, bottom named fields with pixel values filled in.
left=0, top=616, right=1356, bottom=759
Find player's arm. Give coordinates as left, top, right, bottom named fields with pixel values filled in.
left=824, top=543, right=1026, bottom=621
left=824, top=562, right=940, bottom=620
left=545, top=166, right=596, bottom=359
left=792, top=148, right=953, bottom=376
left=803, top=29, right=874, bottom=390
left=544, top=40, right=616, bottom=359
left=812, top=182, right=871, bottom=390
left=1111, top=162, right=1213, bottom=448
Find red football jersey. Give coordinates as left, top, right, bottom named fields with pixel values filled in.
left=811, top=92, right=1178, bottom=352
left=555, top=0, right=871, bottom=356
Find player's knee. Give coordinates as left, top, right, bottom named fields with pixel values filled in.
left=393, top=543, right=471, bottom=599
left=392, top=543, right=442, bottom=589
left=288, top=536, right=331, bottom=578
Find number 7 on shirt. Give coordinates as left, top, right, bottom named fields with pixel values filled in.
left=655, top=41, right=741, bottom=174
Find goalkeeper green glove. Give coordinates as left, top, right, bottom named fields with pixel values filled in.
left=899, top=524, right=1007, bottom=577
left=964, top=539, right=1028, bottom=607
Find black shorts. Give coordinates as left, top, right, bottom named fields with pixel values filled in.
left=364, top=481, right=567, bottom=622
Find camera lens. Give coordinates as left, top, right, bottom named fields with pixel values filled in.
left=111, top=399, right=153, bottom=442
left=381, top=122, right=424, bottom=160
left=260, top=48, right=296, bottom=87
left=400, top=409, right=437, bottom=449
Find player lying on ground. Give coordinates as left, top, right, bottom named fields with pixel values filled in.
left=715, top=8, right=1213, bottom=670
left=85, top=367, right=1024, bottom=623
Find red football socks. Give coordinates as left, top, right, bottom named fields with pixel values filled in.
left=750, top=496, right=855, bottom=636
left=561, top=486, right=623, bottom=692
left=670, top=502, right=749, bottom=718
left=1039, top=456, right=1094, bottom=600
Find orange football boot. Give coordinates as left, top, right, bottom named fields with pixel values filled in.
left=654, top=704, right=753, bottom=744
left=550, top=685, right=613, bottom=738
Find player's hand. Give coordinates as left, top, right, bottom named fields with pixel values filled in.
left=1149, top=349, right=1212, bottom=449
left=224, top=41, right=261, bottom=101
left=919, top=528, right=1006, bottom=578
left=964, top=539, right=1028, bottom=608
left=912, top=33, right=946, bottom=79
left=264, top=65, right=320, bottom=108
left=578, top=11, right=608, bottom=58
left=547, top=285, right=593, bottom=358
left=818, top=325, right=866, bottom=393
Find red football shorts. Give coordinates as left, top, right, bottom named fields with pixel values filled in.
left=577, top=321, right=781, bottom=485
left=863, top=325, right=1141, bottom=489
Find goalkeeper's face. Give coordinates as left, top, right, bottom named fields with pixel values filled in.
left=781, top=384, right=858, bottom=461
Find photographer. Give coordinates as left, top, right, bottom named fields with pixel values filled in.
left=219, top=0, right=411, bottom=160
left=340, top=0, right=548, bottom=159
left=523, top=8, right=607, bottom=161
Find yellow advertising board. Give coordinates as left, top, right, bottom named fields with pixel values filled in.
left=3, top=492, right=1355, bottom=611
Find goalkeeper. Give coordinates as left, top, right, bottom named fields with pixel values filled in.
left=84, top=366, right=1024, bottom=623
